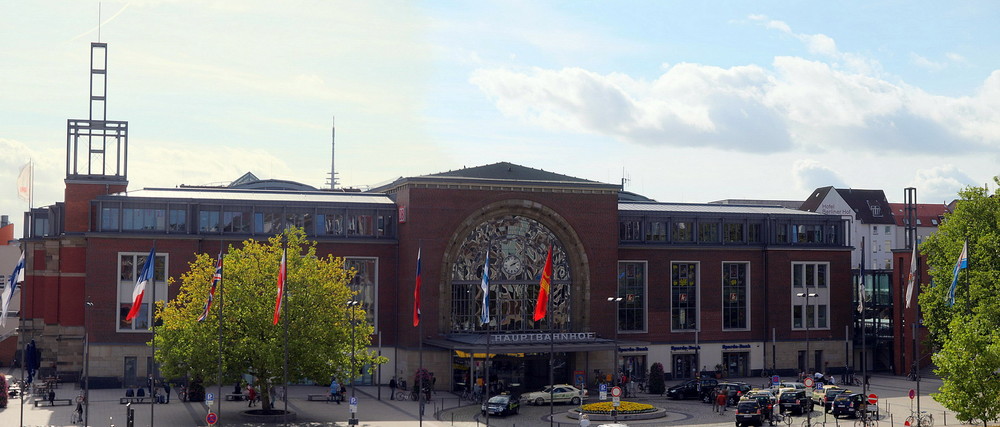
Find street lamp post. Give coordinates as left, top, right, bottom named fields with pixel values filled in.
left=796, top=291, right=818, bottom=427
left=348, top=300, right=359, bottom=425
left=84, top=300, right=93, bottom=427
left=607, top=296, right=622, bottom=424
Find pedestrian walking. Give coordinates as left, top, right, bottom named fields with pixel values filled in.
left=329, top=379, right=341, bottom=404
left=163, top=382, right=171, bottom=403
left=247, top=384, right=257, bottom=407
left=716, top=388, right=727, bottom=413
left=711, top=388, right=719, bottom=413
left=389, top=377, right=397, bottom=400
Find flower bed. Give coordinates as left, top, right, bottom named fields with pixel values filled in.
left=580, top=401, right=655, bottom=414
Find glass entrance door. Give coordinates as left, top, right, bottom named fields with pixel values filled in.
left=672, top=353, right=697, bottom=379
left=723, top=352, right=749, bottom=377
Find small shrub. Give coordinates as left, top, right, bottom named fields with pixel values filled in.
left=648, top=362, right=665, bottom=395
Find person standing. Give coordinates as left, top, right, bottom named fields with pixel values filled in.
left=389, top=377, right=397, bottom=400
left=247, top=384, right=257, bottom=407
left=329, top=379, right=341, bottom=404
left=716, top=388, right=727, bottom=413
left=163, top=382, right=171, bottom=404
left=711, top=387, right=719, bottom=413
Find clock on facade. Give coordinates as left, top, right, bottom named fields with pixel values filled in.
left=502, top=256, right=523, bottom=276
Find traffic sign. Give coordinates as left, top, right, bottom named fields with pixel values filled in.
left=206, top=412, right=218, bottom=425
left=868, top=393, right=878, bottom=405
left=771, top=375, right=780, bottom=386
left=816, top=382, right=824, bottom=390
left=803, top=377, right=814, bottom=387
left=611, top=386, right=622, bottom=398
left=206, top=392, right=215, bottom=401
left=909, top=389, right=916, bottom=399
left=612, top=396, right=620, bottom=407
left=600, top=383, right=608, bottom=392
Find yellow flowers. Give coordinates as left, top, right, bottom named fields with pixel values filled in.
left=580, top=401, right=655, bottom=414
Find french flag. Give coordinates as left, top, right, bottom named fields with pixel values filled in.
left=125, top=246, right=156, bottom=322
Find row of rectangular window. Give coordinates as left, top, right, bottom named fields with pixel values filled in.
left=620, top=218, right=842, bottom=245
left=97, top=203, right=396, bottom=238
left=617, top=261, right=829, bottom=333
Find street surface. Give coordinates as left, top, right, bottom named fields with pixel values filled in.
left=0, top=370, right=947, bottom=426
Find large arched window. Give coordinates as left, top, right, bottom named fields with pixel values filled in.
left=449, top=215, right=571, bottom=333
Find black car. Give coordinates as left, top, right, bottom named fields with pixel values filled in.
left=735, top=399, right=764, bottom=427
left=666, top=378, right=719, bottom=400
left=778, top=390, right=813, bottom=415
left=481, top=393, right=520, bottom=416
left=716, top=382, right=753, bottom=406
left=831, top=393, right=867, bottom=419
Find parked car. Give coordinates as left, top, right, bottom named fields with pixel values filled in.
left=812, top=386, right=846, bottom=412
left=777, top=389, right=813, bottom=415
left=735, top=398, right=765, bottom=427
left=667, top=378, right=719, bottom=400
left=716, top=382, right=753, bottom=406
left=831, top=392, right=868, bottom=419
left=744, top=390, right=777, bottom=423
left=481, top=393, right=520, bottom=416
left=522, top=384, right=587, bottom=406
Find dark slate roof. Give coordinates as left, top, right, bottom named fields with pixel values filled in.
left=370, top=162, right=620, bottom=193
left=427, top=162, right=599, bottom=183
left=800, top=186, right=896, bottom=224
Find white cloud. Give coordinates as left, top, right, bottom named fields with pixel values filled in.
left=911, top=53, right=947, bottom=71
left=792, top=159, right=847, bottom=192
left=469, top=19, right=1000, bottom=157
left=909, top=165, right=975, bottom=203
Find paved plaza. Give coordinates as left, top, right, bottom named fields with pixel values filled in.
left=1, top=370, right=949, bottom=427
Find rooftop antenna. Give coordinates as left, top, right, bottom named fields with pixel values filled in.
left=620, top=167, right=630, bottom=190
left=98, top=2, right=102, bottom=43
left=328, top=115, right=339, bottom=189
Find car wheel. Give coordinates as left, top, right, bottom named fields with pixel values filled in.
left=702, top=395, right=710, bottom=403
left=534, top=397, right=545, bottom=406
left=729, top=397, right=737, bottom=406
left=571, top=397, right=581, bottom=405
left=854, top=408, right=861, bottom=419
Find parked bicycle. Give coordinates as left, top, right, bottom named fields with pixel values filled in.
left=904, top=411, right=933, bottom=427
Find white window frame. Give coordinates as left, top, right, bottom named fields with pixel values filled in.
left=790, top=262, right=830, bottom=331
left=616, top=260, right=649, bottom=334
left=721, top=261, right=751, bottom=331
left=670, top=261, right=700, bottom=333
left=344, top=256, right=378, bottom=327
left=116, top=252, right=169, bottom=333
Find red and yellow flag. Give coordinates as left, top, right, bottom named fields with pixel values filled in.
left=533, top=245, right=553, bottom=321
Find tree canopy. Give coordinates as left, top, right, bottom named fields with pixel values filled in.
left=919, top=178, right=1000, bottom=426
left=154, top=227, right=382, bottom=411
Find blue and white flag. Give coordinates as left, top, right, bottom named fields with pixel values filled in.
left=480, top=253, right=490, bottom=325
left=947, top=241, right=968, bottom=306
left=1, top=252, right=25, bottom=327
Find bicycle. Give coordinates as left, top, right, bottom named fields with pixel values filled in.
left=844, top=374, right=861, bottom=387
left=854, top=409, right=879, bottom=427
left=904, top=411, right=933, bottom=427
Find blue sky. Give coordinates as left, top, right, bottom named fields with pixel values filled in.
left=3, top=1, right=1000, bottom=235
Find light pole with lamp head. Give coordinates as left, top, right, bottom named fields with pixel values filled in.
left=607, top=296, right=622, bottom=423
left=84, top=300, right=93, bottom=426
left=796, top=291, right=818, bottom=427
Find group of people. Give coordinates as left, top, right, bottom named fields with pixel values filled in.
left=124, top=380, right=171, bottom=404
left=328, top=379, right=346, bottom=404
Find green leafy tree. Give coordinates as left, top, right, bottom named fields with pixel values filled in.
left=919, top=178, right=1000, bottom=425
left=647, top=362, right=665, bottom=395
left=154, top=227, right=383, bottom=412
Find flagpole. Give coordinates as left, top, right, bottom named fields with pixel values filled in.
left=217, top=249, right=224, bottom=425
left=860, top=238, right=867, bottom=398
left=548, top=269, right=554, bottom=427
left=483, top=250, right=491, bottom=426
left=151, top=242, right=157, bottom=427
left=282, top=239, right=290, bottom=426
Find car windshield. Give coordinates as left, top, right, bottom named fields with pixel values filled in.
left=834, top=395, right=853, bottom=402
left=488, top=396, right=509, bottom=404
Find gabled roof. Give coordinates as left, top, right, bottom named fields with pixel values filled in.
left=800, top=186, right=896, bottom=224
left=887, top=203, right=951, bottom=227
left=370, top=162, right=620, bottom=194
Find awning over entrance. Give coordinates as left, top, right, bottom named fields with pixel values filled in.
left=424, top=333, right=638, bottom=354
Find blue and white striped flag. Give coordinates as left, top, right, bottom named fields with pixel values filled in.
left=947, top=241, right=968, bottom=306
left=1, top=252, right=25, bottom=327
left=480, top=253, right=490, bottom=325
